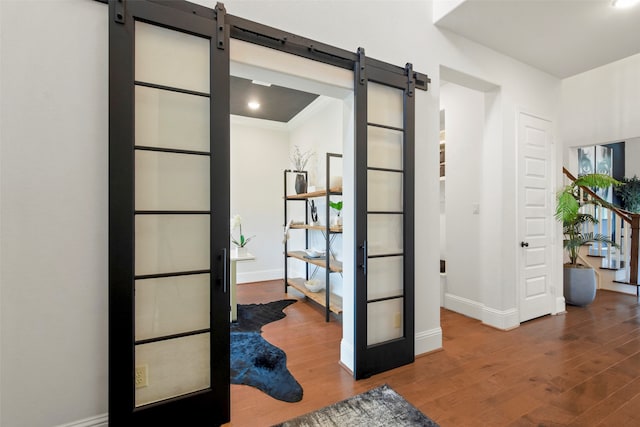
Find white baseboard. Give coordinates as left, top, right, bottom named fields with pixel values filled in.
left=554, top=296, right=566, bottom=314
left=443, top=293, right=483, bottom=319
left=482, top=306, right=519, bottom=330
left=56, top=414, right=108, bottom=427
left=237, top=268, right=282, bottom=284
left=415, top=327, right=442, bottom=355
left=444, top=293, right=519, bottom=330
left=600, top=281, right=637, bottom=296
left=340, top=339, right=354, bottom=372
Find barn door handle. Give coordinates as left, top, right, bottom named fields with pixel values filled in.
left=360, top=241, right=367, bottom=274
left=221, top=247, right=228, bottom=293
left=520, top=241, right=529, bottom=248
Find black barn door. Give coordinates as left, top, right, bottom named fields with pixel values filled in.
left=109, top=1, right=230, bottom=425
left=354, top=49, right=417, bottom=379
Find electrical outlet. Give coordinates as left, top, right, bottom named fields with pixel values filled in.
left=394, top=312, right=402, bottom=329
left=135, top=365, right=148, bottom=388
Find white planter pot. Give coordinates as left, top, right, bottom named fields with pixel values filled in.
left=234, top=246, right=248, bottom=258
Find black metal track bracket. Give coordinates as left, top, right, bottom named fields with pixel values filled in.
left=358, top=47, right=366, bottom=85
left=414, top=73, right=430, bottom=91
left=215, top=2, right=226, bottom=50
left=405, top=63, right=415, bottom=97
left=114, top=0, right=125, bottom=24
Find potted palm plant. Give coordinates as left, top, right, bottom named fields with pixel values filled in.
left=555, top=173, right=621, bottom=306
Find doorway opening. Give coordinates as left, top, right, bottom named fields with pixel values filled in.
left=438, top=70, right=494, bottom=319
left=439, top=66, right=533, bottom=328
left=228, top=38, right=355, bottom=396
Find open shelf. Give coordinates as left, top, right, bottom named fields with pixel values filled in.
left=285, top=187, right=342, bottom=200
left=287, top=250, right=343, bottom=272
left=290, top=223, right=343, bottom=233
left=286, top=277, right=342, bottom=314
left=284, top=153, right=343, bottom=322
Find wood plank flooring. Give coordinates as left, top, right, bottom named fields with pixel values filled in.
left=225, top=280, right=640, bottom=426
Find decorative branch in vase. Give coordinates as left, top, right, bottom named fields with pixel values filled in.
left=230, top=214, right=255, bottom=257
left=290, top=145, right=314, bottom=194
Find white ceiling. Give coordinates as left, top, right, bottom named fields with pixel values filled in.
left=434, top=0, right=640, bottom=79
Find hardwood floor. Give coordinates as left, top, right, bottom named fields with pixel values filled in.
left=225, top=280, right=640, bottom=426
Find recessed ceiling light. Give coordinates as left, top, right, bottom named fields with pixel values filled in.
left=611, top=0, right=639, bottom=8
left=251, top=80, right=272, bottom=87
left=248, top=101, right=260, bottom=110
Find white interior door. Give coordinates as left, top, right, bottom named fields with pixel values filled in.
left=518, top=112, right=554, bottom=322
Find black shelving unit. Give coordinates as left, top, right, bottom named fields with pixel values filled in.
left=283, top=153, right=343, bottom=321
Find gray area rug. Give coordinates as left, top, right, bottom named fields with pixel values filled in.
left=273, top=384, right=439, bottom=426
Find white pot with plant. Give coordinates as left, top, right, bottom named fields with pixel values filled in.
left=230, top=214, right=254, bottom=257
left=329, top=200, right=343, bottom=226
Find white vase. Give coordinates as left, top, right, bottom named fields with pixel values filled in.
left=332, top=216, right=342, bottom=226
left=234, top=246, right=248, bottom=257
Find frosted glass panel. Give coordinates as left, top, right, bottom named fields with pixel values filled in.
left=368, top=82, right=403, bottom=128
left=367, top=256, right=403, bottom=300
left=368, top=214, right=403, bottom=256
left=135, top=215, right=209, bottom=275
left=368, top=170, right=403, bottom=212
left=368, top=126, right=403, bottom=170
left=135, top=274, right=210, bottom=341
left=135, top=333, right=210, bottom=407
left=135, top=21, right=210, bottom=93
left=367, top=299, right=403, bottom=346
left=135, top=150, right=210, bottom=211
left=135, top=85, right=210, bottom=152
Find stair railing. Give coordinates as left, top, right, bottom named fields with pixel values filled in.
left=562, top=168, right=640, bottom=288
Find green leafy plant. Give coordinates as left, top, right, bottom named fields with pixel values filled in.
left=329, top=200, right=343, bottom=217
left=555, top=173, right=622, bottom=266
left=614, top=175, right=640, bottom=213
left=230, top=214, right=255, bottom=247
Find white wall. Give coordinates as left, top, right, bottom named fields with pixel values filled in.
left=562, top=53, right=640, bottom=153
left=430, top=32, right=560, bottom=326
left=626, top=137, right=640, bottom=179
left=440, top=82, right=485, bottom=314
left=0, top=1, right=108, bottom=426
left=230, top=116, right=290, bottom=283
left=432, top=0, right=467, bottom=23
left=563, top=53, right=640, bottom=178
left=0, top=0, right=562, bottom=425
left=288, top=98, right=344, bottom=189
left=286, top=97, right=345, bottom=295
